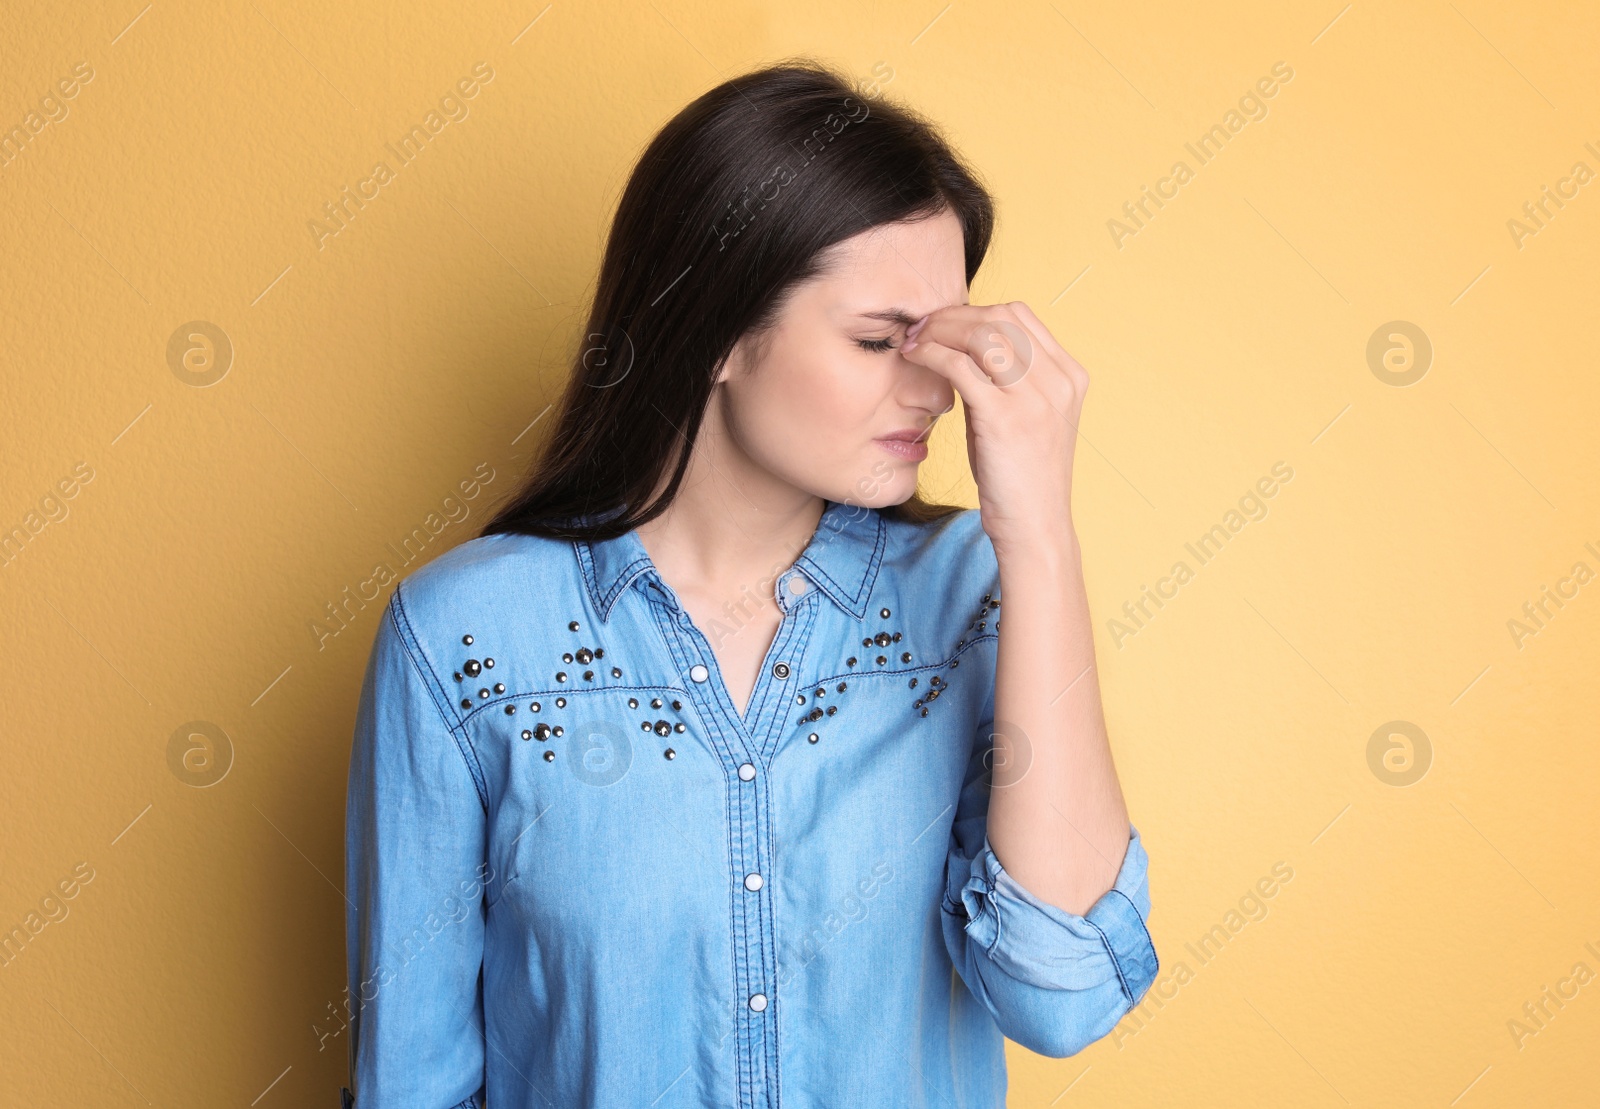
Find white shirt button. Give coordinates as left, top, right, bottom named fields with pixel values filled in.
left=786, top=575, right=808, bottom=596
left=744, top=872, right=763, bottom=891
left=689, top=664, right=709, bottom=682
left=749, top=992, right=768, bottom=1012
left=737, top=762, right=756, bottom=781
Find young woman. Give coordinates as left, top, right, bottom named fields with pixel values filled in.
left=343, top=59, right=1157, bottom=1109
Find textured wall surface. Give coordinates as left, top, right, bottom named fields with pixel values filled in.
left=2, top=1, right=1596, bottom=1105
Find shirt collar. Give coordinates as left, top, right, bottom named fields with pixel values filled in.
left=575, top=500, right=887, bottom=623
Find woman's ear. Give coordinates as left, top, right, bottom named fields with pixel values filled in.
left=714, top=336, right=747, bottom=385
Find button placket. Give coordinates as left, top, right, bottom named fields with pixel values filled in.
left=561, top=506, right=893, bottom=1105
left=647, top=586, right=783, bottom=1106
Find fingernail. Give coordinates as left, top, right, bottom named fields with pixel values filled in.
left=907, top=315, right=928, bottom=336
left=900, top=337, right=918, bottom=352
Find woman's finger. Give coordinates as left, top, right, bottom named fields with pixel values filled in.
left=897, top=330, right=996, bottom=414
left=1006, top=300, right=1088, bottom=401
left=907, top=304, right=1041, bottom=391
left=1004, top=302, right=1067, bottom=367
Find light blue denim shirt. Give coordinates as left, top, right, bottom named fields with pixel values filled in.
left=342, top=500, right=1158, bottom=1108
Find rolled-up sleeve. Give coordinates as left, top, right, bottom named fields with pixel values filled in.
left=344, top=585, right=488, bottom=1108
left=941, top=712, right=1158, bottom=1057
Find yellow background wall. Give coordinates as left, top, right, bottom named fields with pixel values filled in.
left=3, top=0, right=1596, bottom=1104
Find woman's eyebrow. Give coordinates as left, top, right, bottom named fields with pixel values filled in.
left=853, top=308, right=923, bottom=326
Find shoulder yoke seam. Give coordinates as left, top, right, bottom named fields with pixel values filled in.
left=388, top=583, right=490, bottom=811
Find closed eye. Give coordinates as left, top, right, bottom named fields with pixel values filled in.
left=856, top=336, right=897, bottom=354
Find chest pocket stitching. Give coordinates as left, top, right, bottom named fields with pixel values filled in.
left=789, top=634, right=998, bottom=736
left=808, top=631, right=999, bottom=691
left=458, top=683, right=697, bottom=728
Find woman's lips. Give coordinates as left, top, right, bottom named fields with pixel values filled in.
left=875, top=432, right=929, bottom=460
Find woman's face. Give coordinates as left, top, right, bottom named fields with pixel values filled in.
left=714, top=208, right=968, bottom=509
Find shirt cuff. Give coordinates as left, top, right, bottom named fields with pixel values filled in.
left=944, top=822, right=1159, bottom=1002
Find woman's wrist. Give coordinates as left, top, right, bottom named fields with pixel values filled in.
left=994, top=518, right=1082, bottom=583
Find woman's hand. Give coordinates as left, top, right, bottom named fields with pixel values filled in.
left=899, top=301, right=1087, bottom=561
left=906, top=302, right=1130, bottom=916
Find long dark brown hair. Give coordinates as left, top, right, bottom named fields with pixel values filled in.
left=478, top=58, right=995, bottom=543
